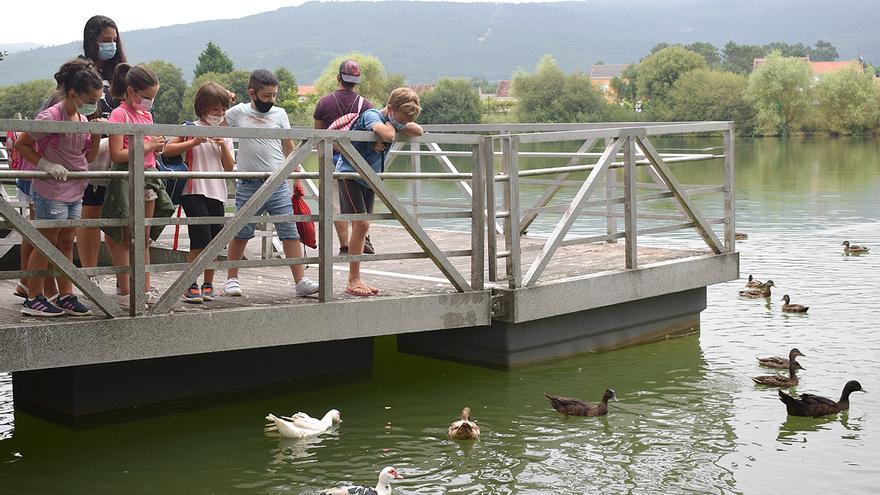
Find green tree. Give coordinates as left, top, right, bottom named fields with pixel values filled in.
left=722, top=41, right=766, bottom=74
left=178, top=70, right=250, bottom=122
left=685, top=42, right=722, bottom=68
left=193, top=41, right=234, bottom=79
left=610, top=65, right=638, bottom=106
left=512, top=55, right=610, bottom=123
left=655, top=69, right=755, bottom=133
left=637, top=46, right=707, bottom=102
left=313, top=53, right=398, bottom=108
left=647, top=42, right=671, bottom=58
left=814, top=69, right=879, bottom=134
left=745, top=52, right=813, bottom=135
left=0, top=79, right=55, bottom=118
left=419, top=78, right=481, bottom=124
left=809, top=40, right=839, bottom=62
left=141, top=60, right=186, bottom=124
left=764, top=41, right=810, bottom=58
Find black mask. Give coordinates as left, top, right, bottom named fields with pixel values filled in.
left=253, top=96, right=274, bottom=113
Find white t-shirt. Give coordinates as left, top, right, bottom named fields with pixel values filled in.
left=184, top=120, right=233, bottom=202
left=224, top=102, right=290, bottom=173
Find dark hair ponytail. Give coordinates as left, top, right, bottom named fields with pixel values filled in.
left=110, top=63, right=159, bottom=100
left=83, top=15, right=126, bottom=80
left=54, top=59, right=103, bottom=95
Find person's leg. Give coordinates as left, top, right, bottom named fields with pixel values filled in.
left=202, top=198, right=226, bottom=286
left=55, top=226, right=77, bottom=296
left=25, top=228, right=60, bottom=299
left=226, top=180, right=261, bottom=293
left=180, top=195, right=211, bottom=303
left=76, top=185, right=105, bottom=269
left=143, top=197, right=156, bottom=293
left=107, top=229, right=129, bottom=295
left=339, top=180, right=373, bottom=296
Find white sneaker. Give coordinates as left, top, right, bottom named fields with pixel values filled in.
left=224, top=278, right=242, bottom=297
left=294, top=277, right=319, bottom=296
left=144, top=290, right=160, bottom=306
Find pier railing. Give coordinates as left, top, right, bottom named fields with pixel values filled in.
left=0, top=119, right=734, bottom=318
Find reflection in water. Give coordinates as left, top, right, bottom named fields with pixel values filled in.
left=777, top=412, right=863, bottom=444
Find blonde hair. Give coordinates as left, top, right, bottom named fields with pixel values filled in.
left=387, top=87, right=421, bottom=121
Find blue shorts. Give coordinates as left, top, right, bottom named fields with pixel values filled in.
left=234, top=179, right=298, bottom=241
left=32, top=189, right=83, bottom=220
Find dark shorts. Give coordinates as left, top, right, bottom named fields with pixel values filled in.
left=82, top=184, right=107, bottom=207
left=180, top=194, right=225, bottom=249
left=338, top=179, right=374, bottom=215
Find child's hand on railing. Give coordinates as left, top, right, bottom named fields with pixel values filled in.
left=372, top=142, right=386, bottom=153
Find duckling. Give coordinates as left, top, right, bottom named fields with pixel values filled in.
left=752, top=360, right=804, bottom=387
left=735, top=232, right=748, bottom=240
left=739, top=280, right=774, bottom=298
left=745, top=274, right=766, bottom=288
left=757, top=348, right=805, bottom=369
left=781, top=295, right=809, bottom=313
left=778, top=380, right=866, bottom=417
left=448, top=407, right=480, bottom=440
left=546, top=389, right=617, bottom=417
left=842, top=241, right=870, bottom=254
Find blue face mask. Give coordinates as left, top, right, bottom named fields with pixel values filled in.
left=387, top=112, right=407, bottom=131
left=97, top=42, right=117, bottom=61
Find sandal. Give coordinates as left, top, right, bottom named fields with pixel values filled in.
left=345, top=285, right=375, bottom=297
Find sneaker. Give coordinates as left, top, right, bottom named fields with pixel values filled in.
left=182, top=284, right=204, bottom=304
left=56, top=294, right=94, bottom=316
left=144, top=290, right=160, bottom=306
left=21, top=294, right=65, bottom=317
left=200, top=283, right=215, bottom=301
left=224, top=278, right=242, bottom=297
left=294, top=277, right=320, bottom=296
left=363, top=235, right=375, bottom=255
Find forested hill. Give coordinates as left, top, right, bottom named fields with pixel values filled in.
left=2, top=0, right=878, bottom=85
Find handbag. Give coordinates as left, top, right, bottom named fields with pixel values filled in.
left=291, top=181, right=317, bottom=249
left=158, top=121, right=195, bottom=204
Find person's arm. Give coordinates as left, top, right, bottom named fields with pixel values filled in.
left=400, top=122, right=424, bottom=137
left=164, top=136, right=206, bottom=156
left=85, top=117, right=106, bottom=163
left=371, top=122, right=397, bottom=143
left=216, top=138, right=235, bottom=172
left=108, top=134, right=127, bottom=164
left=13, top=133, right=40, bottom=165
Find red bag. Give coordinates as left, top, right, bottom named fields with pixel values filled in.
left=292, top=181, right=317, bottom=249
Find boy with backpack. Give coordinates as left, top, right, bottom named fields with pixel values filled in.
left=313, top=59, right=375, bottom=255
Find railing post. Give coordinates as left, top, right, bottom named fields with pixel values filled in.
left=318, top=139, right=335, bottom=301
left=128, top=133, right=146, bottom=315
left=410, top=141, right=421, bottom=214
left=501, top=136, right=522, bottom=288
left=486, top=137, right=498, bottom=282
left=723, top=125, right=736, bottom=252
left=605, top=137, right=617, bottom=243
left=470, top=139, right=486, bottom=290
left=623, top=135, right=638, bottom=269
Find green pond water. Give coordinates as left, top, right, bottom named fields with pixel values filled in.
left=1, top=136, right=879, bottom=494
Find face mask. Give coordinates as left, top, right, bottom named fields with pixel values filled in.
left=204, top=114, right=223, bottom=126
left=253, top=96, right=274, bottom=113
left=74, top=93, right=98, bottom=116
left=97, top=42, right=117, bottom=61
left=134, top=95, right=154, bottom=112
left=387, top=112, right=407, bottom=131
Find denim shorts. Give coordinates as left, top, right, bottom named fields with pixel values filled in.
left=32, top=189, right=83, bottom=220
left=234, top=179, right=298, bottom=241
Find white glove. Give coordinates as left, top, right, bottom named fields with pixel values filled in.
left=37, top=157, right=69, bottom=181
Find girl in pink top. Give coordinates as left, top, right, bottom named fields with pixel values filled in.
left=105, top=63, right=164, bottom=306
left=14, top=59, right=104, bottom=317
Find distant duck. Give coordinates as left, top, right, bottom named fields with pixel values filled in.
left=320, top=466, right=403, bottom=495
left=781, top=295, right=809, bottom=313
left=757, top=348, right=805, bottom=369
left=745, top=274, right=766, bottom=288
left=265, top=409, right=341, bottom=438
left=546, top=389, right=618, bottom=417
left=735, top=232, right=749, bottom=240
left=739, top=280, right=774, bottom=298
left=842, top=241, right=870, bottom=254
left=778, top=380, right=866, bottom=417
left=752, top=360, right=804, bottom=387
left=448, top=407, right=481, bottom=440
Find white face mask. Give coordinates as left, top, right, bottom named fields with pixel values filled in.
left=204, top=114, right=223, bottom=126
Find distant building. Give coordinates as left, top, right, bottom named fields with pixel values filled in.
left=494, top=80, right=513, bottom=100
left=297, top=85, right=316, bottom=104
left=589, top=64, right=630, bottom=99
left=752, top=58, right=864, bottom=81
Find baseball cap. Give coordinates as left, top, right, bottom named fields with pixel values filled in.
left=339, top=60, right=362, bottom=84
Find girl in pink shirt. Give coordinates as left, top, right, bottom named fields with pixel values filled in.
left=14, top=59, right=104, bottom=317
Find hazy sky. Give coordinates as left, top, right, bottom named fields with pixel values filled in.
left=2, top=0, right=553, bottom=46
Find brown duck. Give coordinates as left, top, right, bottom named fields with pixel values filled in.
left=781, top=295, right=809, bottom=313
left=842, top=241, right=870, bottom=254
left=739, top=280, right=774, bottom=298
left=757, top=348, right=805, bottom=369
left=745, top=274, right=766, bottom=288
left=546, top=389, right=617, bottom=416
left=779, top=380, right=866, bottom=417
left=447, top=407, right=480, bottom=440
left=752, top=360, right=804, bottom=387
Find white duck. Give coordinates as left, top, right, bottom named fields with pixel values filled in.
left=264, top=409, right=341, bottom=438
left=320, top=466, right=403, bottom=495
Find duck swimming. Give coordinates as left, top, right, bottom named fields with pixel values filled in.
left=745, top=274, right=766, bottom=288
left=448, top=407, right=480, bottom=440
left=842, top=241, right=869, bottom=254
left=778, top=380, right=866, bottom=417
left=320, top=466, right=403, bottom=495
left=757, top=348, right=805, bottom=369
left=752, top=360, right=804, bottom=387
left=735, top=232, right=749, bottom=240
left=781, top=295, right=809, bottom=313
left=546, top=389, right=617, bottom=416
left=265, top=409, right=341, bottom=438
left=739, top=280, right=774, bottom=298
